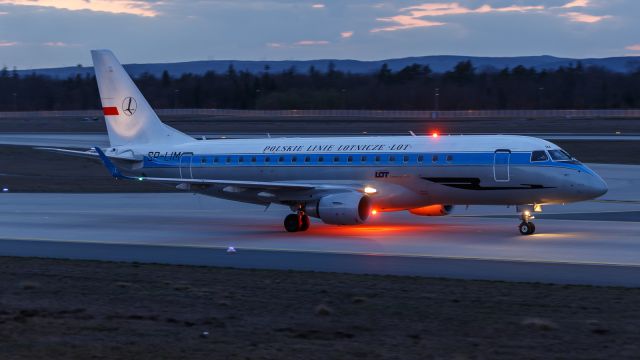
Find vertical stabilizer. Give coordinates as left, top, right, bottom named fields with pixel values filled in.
left=91, top=50, right=192, bottom=147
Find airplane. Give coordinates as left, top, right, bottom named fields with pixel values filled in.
left=43, top=50, right=608, bottom=235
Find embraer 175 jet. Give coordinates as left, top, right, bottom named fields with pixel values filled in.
left=46, top=50, right=608, bottom=235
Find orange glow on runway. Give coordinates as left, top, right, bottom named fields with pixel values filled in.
left=303, top=223, right=450, bottom=237
left=518, top=232, right=582, bottom=241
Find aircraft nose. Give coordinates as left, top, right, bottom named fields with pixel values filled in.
left=594, top=176, right=609, bottom=197
left=582, top=173, right=608, bottom=199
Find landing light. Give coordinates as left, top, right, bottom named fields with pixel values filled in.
left=364, top=186, right=377, bottom=194
left=371, top=209, right=378, bottom=215
left=432, top=132, right=439, bottom=138
left=138, top=177, right=144, bottom=181
left=523, top=210, right=535, bottom=219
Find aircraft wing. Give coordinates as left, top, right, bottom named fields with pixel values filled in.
left=136, top=176, right=345, bottom=191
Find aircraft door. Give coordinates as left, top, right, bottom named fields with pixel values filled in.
left=493, top=149, right=511, bottom=182
left=179, top=152, right=193, bottom=179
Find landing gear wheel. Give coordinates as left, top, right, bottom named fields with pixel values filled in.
left=299, top=215, right=310, bottom=232
left=284, top=214, right=300, bottom=232
left=519, top=221, right=536, bottom=235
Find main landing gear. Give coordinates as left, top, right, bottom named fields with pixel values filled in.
left=517, top=205, right=540, bottom=235
left=284, top=211, right=310, bottom=232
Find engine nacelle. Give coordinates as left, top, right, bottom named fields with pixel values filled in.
left=408, top=205, right=454, bottom=216
left=306, top=192, right=371, bottom=225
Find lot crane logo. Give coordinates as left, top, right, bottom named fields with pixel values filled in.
left=122, top=97, right=137, bottom=116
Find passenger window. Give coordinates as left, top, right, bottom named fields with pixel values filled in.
left=251, top=156, right=256, bottom=163
left=278, top=156, right=285, bottom=163
left=265, top=156, right=270, bottom=163
left=531, top=150, right=548, bottom=162
left=292, top=156, right=297, bottom=163
left=403, top=155, right=409, bottom=163
left=446, top=155, right=453, bottom=162
left=389, top=155, right=396, bottom=162
left=305, top=156, right=310, bottom=163
left=417, top=155, right=424, bottom=163
left=333, top=156, right=340, bottom=163
left=213, top=157, right=219, bottom=163
left=201, top=157, right=207, bottom=164
left=361, top=155, right=367, bottom=162
left=238, top=156, right=244, bottom=163
left=432, top=155, right=438, bottom=163
left=347, top=156, right=353, bottom=163
left=319, top=156, right=324, bottom=162
left=226, top=156, right=231, bottom=164
left=375, top=155, right=381, bottom=163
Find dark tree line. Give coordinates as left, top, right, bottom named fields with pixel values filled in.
left=1, top=61, right=639, bottom=111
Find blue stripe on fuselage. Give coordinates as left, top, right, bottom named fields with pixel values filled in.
left=141, top=151, right=590, bottom=173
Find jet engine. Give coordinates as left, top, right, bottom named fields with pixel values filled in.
left=306, top=192, right=372, bottom=225
left=408, top=204, right=454, bottom=216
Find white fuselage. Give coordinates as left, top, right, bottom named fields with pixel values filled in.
left=111, top=134, right=608, bottom=211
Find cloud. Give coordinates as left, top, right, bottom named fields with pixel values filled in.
left=43, top=41, right=79, bottom=47
left=267, top=40, right=331, bottom=48
left=341, top=31, right=354, bottom=38
left=372, top=16, right=445, bottom=32
left=0, top=11, right=8, bottom=15
left=372, top=2, right=545, bottom=32
left=561, top=11, right=611, bottom=23
left=626, top=44, right=640, bottom=51
left=492, top=5, right=546, bottom=13
left=561, top=0, right=590, bottom=8
left=552, top=0, right=611, bottom=24
left=294, top=40, right=330, bottom=46
left=311, top=4, right=325, bottom=9
left=0, top=40, right=18, bottom=47
left=0, top=0, right=159, bottom=17
left=399, top=3, right=543, bottom=17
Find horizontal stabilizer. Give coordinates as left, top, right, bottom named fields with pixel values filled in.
left=35, top=147, right=141, bottom=161
left=94, top=147, right=128, bottom=179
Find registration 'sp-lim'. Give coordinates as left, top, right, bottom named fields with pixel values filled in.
left=50, top=50, right=609, bottom=235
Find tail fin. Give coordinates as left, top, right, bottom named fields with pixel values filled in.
left=91, top=50, right=192, bottom=147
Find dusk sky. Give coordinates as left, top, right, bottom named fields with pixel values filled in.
left=1, top=0, right=639, bottom=69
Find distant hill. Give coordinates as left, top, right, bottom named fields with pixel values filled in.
left=15, top=55, right=640, bottom=78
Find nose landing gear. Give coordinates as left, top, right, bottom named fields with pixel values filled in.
left=517, top=206, right=538, bottom=235
left=284, top=211, right=310, bottom=232
left=518, top=220, right=535, bottom=235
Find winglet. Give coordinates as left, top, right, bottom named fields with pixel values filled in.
left=94, top=147, right=127, bottom=179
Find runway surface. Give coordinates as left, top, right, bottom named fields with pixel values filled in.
left=1, top=164, right=639, bottom=286
left=1, top=133, right=638, bottom=148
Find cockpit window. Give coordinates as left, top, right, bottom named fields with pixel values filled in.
left=548, top=149, right=573, bottom=161
left=531, top=150, right=548, bottom=162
